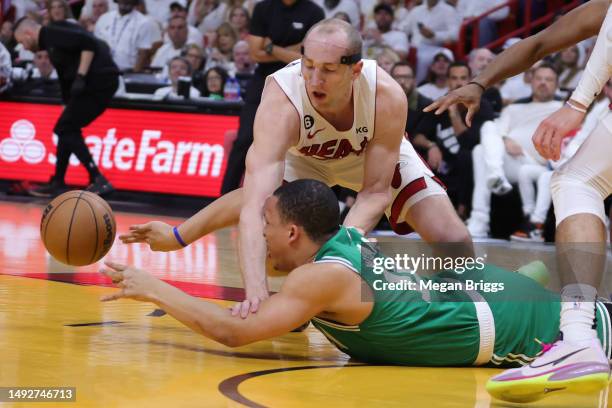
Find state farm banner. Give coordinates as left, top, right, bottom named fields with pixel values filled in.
left=0, top=101, right=239, bottom=197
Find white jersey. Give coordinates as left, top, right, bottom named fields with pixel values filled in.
left=270, top=59, right=386, bottom=189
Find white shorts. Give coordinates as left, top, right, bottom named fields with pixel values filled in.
left=283, top=139, right=447, bottom=234
left=552, top=112, right=612, bottom=225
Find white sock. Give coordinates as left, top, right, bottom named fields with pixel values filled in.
left=560, top=284, right=598, bottom=344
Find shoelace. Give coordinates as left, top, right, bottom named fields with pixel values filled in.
left=534, top=338, right=556, bottom=355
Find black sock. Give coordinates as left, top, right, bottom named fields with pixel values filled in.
left=70, top=136, right=100, bottom=182
left=54, top=139, right=71, bottom=183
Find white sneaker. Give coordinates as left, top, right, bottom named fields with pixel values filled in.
left=487, top=337, right=610, bottom=403
left=488, top=176, right=513, bottom=196
left=467, top=218, right=489, bottom=238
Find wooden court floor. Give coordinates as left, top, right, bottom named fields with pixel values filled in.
left=0, top=200, right=610, bottom=408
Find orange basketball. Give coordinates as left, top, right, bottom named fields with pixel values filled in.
left=40, top=190, right=116, bottom=266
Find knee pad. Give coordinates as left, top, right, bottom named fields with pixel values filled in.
left=551, top=170, right=606, bottom=226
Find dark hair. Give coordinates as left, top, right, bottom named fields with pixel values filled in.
left=273, top=179, right=340, bottom=243
left=390, top=61, right=414, bottom=76
left=202, top=66, right=228, bottom=96
left=168, top=56, right=192, bottom=75
left=374, top=3, right=394, bottom=16
left=533, top=62, right=559, bottom=81
left=448, top=61, right=471, bottom=77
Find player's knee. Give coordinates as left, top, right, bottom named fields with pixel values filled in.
left=551, top=171, right=606, bottom=226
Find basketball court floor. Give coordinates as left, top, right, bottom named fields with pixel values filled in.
left=1, top=200, right=611, bottom=407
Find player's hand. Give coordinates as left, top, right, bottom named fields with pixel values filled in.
left=423, top=82, right=484, bottom=127
left=427, top=144, right=443, bottom=172
left=119, top=221, right=182, bottom=251
left=100, top=261, right=160, bottom=302
left=70, top=74, right=86, bottom=97
left=503, top=138, right=523, bottom=157
left=230, top=287, right=270, bottom=319
left=532, top=105, right=584, bottom=161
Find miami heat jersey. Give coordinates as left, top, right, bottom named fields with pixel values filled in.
left=270, top=59, right=376, bottom=160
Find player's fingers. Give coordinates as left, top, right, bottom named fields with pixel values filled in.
left=240, top=300, right=251, bottom=319
left=550, top=131, right=562, bottom=161
left=129, top=223, right=152, bottom=233
left=250, top=298, right=260, bottom=314
left=465, top=105, right=477, bottom=128
left=230, top=303, right=240, bottom=316
left=423, top=99, right=441, bottom=113
left=104, top=261, right=128, bottom=271
left=540, top=127, right=554, bottom=160
left=119, top=235, right=145, bottom=244
left=100, top=267, right=122, bottom=282
left=433, top=95, right=459, bottom=115
left=100, top=290, right=125, bottom=302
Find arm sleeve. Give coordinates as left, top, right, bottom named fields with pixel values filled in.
left=571, top=13, right=612, bottom=107
left=249, top=2, right=268, bottom=37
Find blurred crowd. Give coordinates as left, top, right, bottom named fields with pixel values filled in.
left=0, top=0, right=606, bottom=242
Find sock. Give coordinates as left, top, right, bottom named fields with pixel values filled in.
left=560, top=283, right=598, bottom=344
left=54, top=139, right=71, bottom=183
left=70, top=136, right=100, bottom=182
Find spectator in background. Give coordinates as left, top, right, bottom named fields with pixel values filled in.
left=31, top=49, right=57, bottom=79
left=95, top=0, right=162, bottom=72
left=80, top=0, right=116, bottom=21
left=220, top=0, right=324, bottom=194
left=500, top=61, right=540, bottom=106
left=466, top=64, right=562, bottom=238
left=228, top=40, right=254, bottom=96
left=80, top=0, right=110, bottom=32
left=455, top=0, right=509, bottom=47
left=163, top=2, right=202, bottom=46
left=228, top=7, right=250, bottom=40
left=363, top=4, right=409, bottom=59
left=553, top=45, right=584, bottom=98
left=390, top=61, right=432, bottom=137
left=201, top=66, right=227, bottom=99
left=188, top=0, right=227, bottom=36
left=313, top=0, right=360, bottom=29
left=144, top=0, right=186, bottom=26
left=0, top=41, right=11, bottom=94
left=153, top=56, right=201, bottom=99
left=47, top=0, right=75, bottom=23
left=12, top=50, right=61, bottom=96
left=151, top=15, right=189, bottom=69
left=468, top=47, right=502, bottom=112
left=417, top=49, right=451, bottom=100
left=204, top=22, right=237, bottom=72
left=1, top=21, right=16, bottom=55
left=413, top=62, right=495, bottom=218
left=182, top=43, right=206, bottom=89
left=332, top=11, right=351, bottom=24
left=404, top=0, right=460, bottom=83
left=13, top=0, right=41, bottom=20
left=378, top=0, right=411, bottom=31
left=375, top=47, right=400, bottom=74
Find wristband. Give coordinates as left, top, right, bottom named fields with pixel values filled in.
left=565, top=101, right=587, bottom=114
left=467, top=81, right=486, bottom=93
left=173, top=226, right=188, bottom=247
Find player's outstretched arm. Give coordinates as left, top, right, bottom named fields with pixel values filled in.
left=424, top=0, right=608, bottom=126
left=100, top=261, right=349, bottom=347
left=119, top=189, right=244, bottom=251
left=235, top=79, right=299, bottom=317
left=343, top=67, right=404, bottom=233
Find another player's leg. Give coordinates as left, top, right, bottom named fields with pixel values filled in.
left=487, top=121, right=612, bottom=403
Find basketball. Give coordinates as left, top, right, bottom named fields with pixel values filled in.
left=40, top=190, right=116, bottom=266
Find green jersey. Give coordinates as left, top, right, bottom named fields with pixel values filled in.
left=310, top=227, right=612, bottom=367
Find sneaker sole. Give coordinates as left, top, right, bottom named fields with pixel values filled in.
left=486, top=371, right=610, bottom=403
left=510, top=235, right=544, bottom=243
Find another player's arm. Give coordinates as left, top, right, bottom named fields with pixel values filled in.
left=343, top=67, right=405, bottom=233
left=425, top=0, right=608, bottom=123
left=238, top=79, right=299, bottom=311
left=101, top=262, right=349, bottom=347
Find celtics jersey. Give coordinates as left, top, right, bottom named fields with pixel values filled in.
left=310, top=227, right=612, bottom=367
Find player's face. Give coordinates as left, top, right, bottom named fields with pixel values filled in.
left=301, top=33, right=361, bottom=111
left=263, top=197, right=293, bottom=271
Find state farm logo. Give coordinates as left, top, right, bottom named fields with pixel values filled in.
left=0, top=120, right=46, bottom=163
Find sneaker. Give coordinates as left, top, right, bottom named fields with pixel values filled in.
left=511, top=221, right=544, bottom=242
left=488, top=176, right=513, bottom=196
left=486, top=337, right=610, bottom=403
left=467, top=218, right=489, bottom=239
left=86, top=175, right=114, bottom=196
left=28, top=177, right=68, bottom=198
